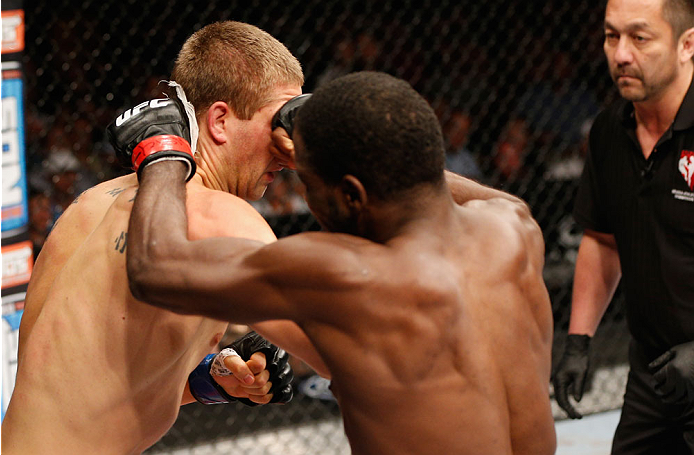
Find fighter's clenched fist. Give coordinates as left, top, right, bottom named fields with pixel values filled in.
left=270, top=94, right=312, bottom=170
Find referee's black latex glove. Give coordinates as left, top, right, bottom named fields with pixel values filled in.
left=552, top=334, right=591, bottom=419
left=648, top=340, right=694, bottom=405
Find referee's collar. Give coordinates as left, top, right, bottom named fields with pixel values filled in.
left=673, top=74, right=694, bottom=131
left=620, top=74, right=694, bottom=131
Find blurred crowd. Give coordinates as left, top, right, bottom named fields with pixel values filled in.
left=24, top=20, right=603, bottom=265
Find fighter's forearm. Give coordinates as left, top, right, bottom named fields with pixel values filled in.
left=445, top=170, right=527, bottom=207
left=251, top=320, right=331, bottom=379
left=127, top=161, right=191, bottom=305
left=127, top=162, right=278, bottom=322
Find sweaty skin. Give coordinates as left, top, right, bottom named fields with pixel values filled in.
left=128, top=162, right=557, bottom=455
left=0, top=174, right=281, bottom=455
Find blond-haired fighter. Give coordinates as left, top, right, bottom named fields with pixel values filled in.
left=1, top=21, right=326, bottom=454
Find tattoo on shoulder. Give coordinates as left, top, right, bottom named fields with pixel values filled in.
left=129, top=189, right=138, bottom=203
left=72, top=187, right=92, bottom=205
left=106, top=188, right=126, bottom=197
left=115, top=231, right=128, bottom=254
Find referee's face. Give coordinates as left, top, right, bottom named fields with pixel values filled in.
left=603, top=0, right=679, bottom=102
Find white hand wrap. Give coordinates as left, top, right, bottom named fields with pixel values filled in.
left=210, top=347, right=241, bottom=376
left=167, top=80, right=199, bottom=155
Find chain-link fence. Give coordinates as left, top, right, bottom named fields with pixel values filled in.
left=20, top=0, right=630, bottom=452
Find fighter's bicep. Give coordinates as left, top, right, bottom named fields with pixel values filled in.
left=154, top=237, right=303, bottom=323
left=225, top=234, right=362, bottom=323
left=157, top=232, right=361, bottom=325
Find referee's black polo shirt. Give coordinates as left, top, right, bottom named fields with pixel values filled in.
left=573, top=77, right=694, bottom=353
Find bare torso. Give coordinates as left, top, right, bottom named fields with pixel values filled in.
left=123, top=167, right=557, bottom=454
left=1, top=174, right=271, bottom=454
left=298, top=199, right=555, bottom=455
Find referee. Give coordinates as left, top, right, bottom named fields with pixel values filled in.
left=553, top=0, right=694, bottom=453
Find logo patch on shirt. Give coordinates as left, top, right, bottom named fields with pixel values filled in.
left=679, top=150, right=694, bottom=190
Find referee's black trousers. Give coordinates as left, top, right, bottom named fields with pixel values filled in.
left=612, top=339, right=694, bottom=455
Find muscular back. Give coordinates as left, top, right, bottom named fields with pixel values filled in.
left=3, top=174, right=275, bottom=454
left=153, top=195, right=556, bottom=455
left=122, top=163, right=556, bottom=454
left=317, top=199, right=555, bottom=455
left=283, top=199, right=555, bottom=455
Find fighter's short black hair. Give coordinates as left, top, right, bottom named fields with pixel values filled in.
left=296, top=71, right=445, bottom=201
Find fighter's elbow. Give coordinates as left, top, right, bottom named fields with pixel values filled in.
left=126, top=245, right=166, bottom=304
left=127, top=256, right=153, bottom=302
left=127, top=250, right=192, bottom=314
left=127, top=265, right=176, bottom=311
left=127, top=235, right=180, bottom=302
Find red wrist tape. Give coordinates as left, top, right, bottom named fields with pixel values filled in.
left=132, top=135, right=192, bottom=172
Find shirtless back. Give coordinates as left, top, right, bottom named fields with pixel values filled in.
left=127, top=72, right=557, bottom=454
left=1, top=174, right=275, bottom=454
left=314, top=198, right=555, bottom=455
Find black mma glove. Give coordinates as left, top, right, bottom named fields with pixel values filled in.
left=106, top=97, right=196, bottom=181
left=187, top=331, right=293, bottom=406
left=552, top=334, right=591, bottom=419
left=271, top=93, right=312, bottom=137
left=648, top=340, right=694, bottom=404
left=230, top=331, right=294, bottom=406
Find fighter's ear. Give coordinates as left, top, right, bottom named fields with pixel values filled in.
left=206, top=101, right=233, bottom=144
left=340, top=175, right=367, bottom=213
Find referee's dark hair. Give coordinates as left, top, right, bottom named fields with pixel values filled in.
left=295, top=71, right=446, bottom=201
left=661, top=0, right=694, bottom=40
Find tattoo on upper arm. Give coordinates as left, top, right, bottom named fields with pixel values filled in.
left=115, top=231, right=128, bottom=253
left=129, top=189, right=138, bottom=203
left=106, top=188, right=126, bottom=197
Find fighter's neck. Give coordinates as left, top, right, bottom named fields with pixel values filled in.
left=363, top=184, right=454, bottom=245
left=190, top=138, right=231, bottom=193
left=190, top=168, right=227, bottom=193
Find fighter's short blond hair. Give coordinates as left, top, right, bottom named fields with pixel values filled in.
left=171, top=21, right=304, bottom=120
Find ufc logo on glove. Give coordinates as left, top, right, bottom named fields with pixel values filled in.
left=115, top=99, right=174, bottom=127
